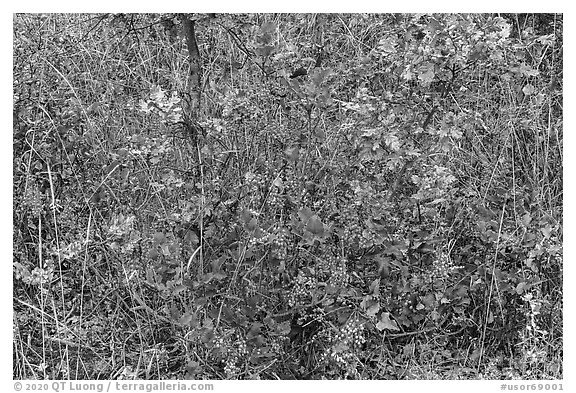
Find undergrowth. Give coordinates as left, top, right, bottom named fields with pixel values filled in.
left=13, top=13, right=562, bottom=380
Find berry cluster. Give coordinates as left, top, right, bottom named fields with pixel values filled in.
left=316, top=254, right=338, bottom=278
left=265, top=124, right=286, bottom=142
left=283, top=170, right=300, bottom=199
left=318, top=316, right=365, bottom=373
left=272, top=227, right=289, bottom=260
left=235, top=337, right=248, bottom=357
left=247, top=229, right=272, bottom=248
left=243, top=276, right=259, bottom=297
left=319, top=345, right=356, bottom=369
left=344, top=223, right=363, bottom=246
left=268, top=185, right=284, bottom=211
left=23, top=184, right=43, bottom=218
left=298, top=175, right=323, bottom=207
left=301, top=192, right=313, bottom=208
left=211, top=334, right=227, bottom=353
left=311, top=199, right=324, bottom=212
left=246, top=225, right=291, bottom=260
left=430, top=252, right=460, bottom=281
left=244, top=171, right=265, bottom=207
left=327, top=258, right=350, bottom=289
left=224, top=356, right=241, bottom=378
left=287, top=271, right=316, bottom=307
left=221, top=87, right=264, bottom=122
left=311, top=326, right=334, bottom=344
left=397, top=292, right=418, bottom=312
left=359, top=229, right=376, bottom=249
left=269, top=337, right=285, bottom=353
left=295, top=306, right=325, bottom=327
left=335, top=316, right=366, bottom=348
left=339, top=206, right=363, bottom=246
left=212, top=332, right=248, bottom=379
left=15, top=259, right=55, bottom=287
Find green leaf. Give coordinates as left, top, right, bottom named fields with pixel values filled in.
left=259, top=21, right=277, bottom=34
left=152, top=232, right=166, bottom=244
left=311, top=68, right=331, bottom=86
left=418, top=62, right=435, bottom=85
left=306, top=215, right=324, bottom=236
left=246, top=217, right=258, bottom=232
left=298, top=207, right=314, bottom=221
left=272, top=176, right=283, bottom=189
left=541, top=225, right=552, bottom=239
left=519, top=64, right=539, bottom=77
left=369, top=278, right=381, bottom=296
left=376, top=312, right=400, bottom=332
left=284, top=146, right=300, bottom=162
left=521, top=213, right=532, bottom=227
left=240, top=208, right=253, bottom=225
left=376, top=256, right=391, bottom=279
left=366, top=300, right=380, bottom=317
left=377, top=37, right=397, bottom=53
left=522, top=84, right=535, bottom=96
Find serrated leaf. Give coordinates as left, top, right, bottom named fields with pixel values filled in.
left=376, top=312, right=400, bottom=332
left=272, top=176, right=283, bottom=189
left=298, top=207, right=314, bottom=221
left=260, top=21, right=277, bottom=34
left=421, top=293, right=435, bottom=308
left=332, top=341, right=349, bottom=353
left=519, top=64, right=539, bottom=77
left=160, top=244, right=171, bottom=256
left=522, top=84, right=535, bottom=96
left=277, top=320, right=291, bottom=335
left=376, top=256, right=391, bottom=279
left=369, top=278, right=381, bottom=295
left=178, top=311, right=195, bottom=326
left=246, top=217, right=258, bottom=232
left=521, top=213, right=532, bottom=227
left=152, top=232, right=166, bottom=244
left=284, top=146, right=299, bottom=162
left=516, top=281, right=527, bottom=295
left=367, top=301, right=380, bottom=317
left=377, top=37, right=396, bottom=53
left=418, top=62, right=435, bottom=85
left=311, top=68, right=331, bottom=86
left=240, top=208, right=253, bottom=225
left=306, top=215, right=324, bottom=236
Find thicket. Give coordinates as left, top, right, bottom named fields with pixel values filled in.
left=13, top=13, right=562, bottom=380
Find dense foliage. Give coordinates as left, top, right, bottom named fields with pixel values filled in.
left=13, top=13, right=562, bottom=380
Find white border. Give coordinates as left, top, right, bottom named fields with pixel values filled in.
left=5, top=6, right=572, bottom=391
